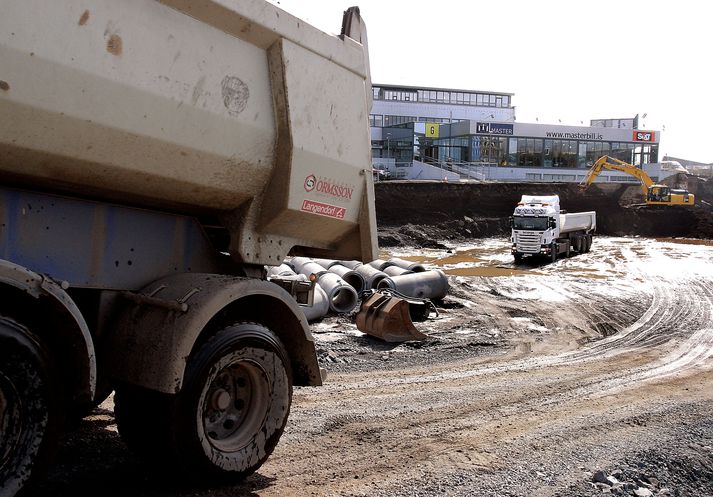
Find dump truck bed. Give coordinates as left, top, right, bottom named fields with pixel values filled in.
left=560, top=211, right=596, bottom=233
left=0, top=0, right=377, bottom=263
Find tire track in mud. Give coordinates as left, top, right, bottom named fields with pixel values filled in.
left=548, top=239, right=713, bottom=390
left=259, top=241, right=713, bottom=496
left=36, top=238, right=712, bottom=497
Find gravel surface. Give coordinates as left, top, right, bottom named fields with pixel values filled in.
left=29, top=236, right=713, bottom=497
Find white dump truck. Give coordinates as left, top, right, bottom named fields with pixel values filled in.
left=510, top=195, right=596, bottom=262
left=0, top=1, right=376, bottom=494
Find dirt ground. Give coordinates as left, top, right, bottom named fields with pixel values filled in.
left=33, top=233, right=713, bottom=497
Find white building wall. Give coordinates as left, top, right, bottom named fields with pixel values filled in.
left=383, top=162, right=671, bottom=184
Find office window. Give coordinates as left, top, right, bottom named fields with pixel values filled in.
left=515, top=138, right=543, bottom=167
left=545, top=139, right=578, bottom=168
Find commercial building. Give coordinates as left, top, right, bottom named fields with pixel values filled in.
left=370, top=83, right=664, bottom=183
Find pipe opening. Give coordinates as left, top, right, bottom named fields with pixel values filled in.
left=343, top=273, right=365, bottom=293
left=329, top=287, right=358, bottom=314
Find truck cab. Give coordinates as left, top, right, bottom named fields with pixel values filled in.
left=511, top=195, right=595, bottom=263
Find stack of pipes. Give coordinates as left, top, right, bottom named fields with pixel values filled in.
left=267, top=256, right=449, bottom=322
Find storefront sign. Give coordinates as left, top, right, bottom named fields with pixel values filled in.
left=633, top=131, right=656, bottom=142
left=476, top=122, right=513, bottom=135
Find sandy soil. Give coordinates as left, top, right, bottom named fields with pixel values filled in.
left=33, top=237, right=713, bottom=497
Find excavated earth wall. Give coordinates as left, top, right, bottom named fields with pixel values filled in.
left=375, top=175, right=713, bottom=246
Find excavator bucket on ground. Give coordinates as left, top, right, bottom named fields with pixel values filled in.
left=355, top=291, right=428, bottom=342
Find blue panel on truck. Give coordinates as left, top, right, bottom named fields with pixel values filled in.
left=0, top=188, right=222, bottom=290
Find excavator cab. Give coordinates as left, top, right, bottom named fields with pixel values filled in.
left=647, top=185, right=671, bottom=203
left=647, top=185, right=693, bottom=205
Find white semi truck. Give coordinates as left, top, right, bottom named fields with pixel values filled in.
left=0, top=1, right=377, bottom=494
left=510, top=195, right=596, bottom=262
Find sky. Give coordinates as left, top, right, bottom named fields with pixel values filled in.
left=266, top=0, right=713, bottom=163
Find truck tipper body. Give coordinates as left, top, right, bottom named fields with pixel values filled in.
left=511, top=195, right=596, bottom=262
left=0, top=1, right=376, bottom=493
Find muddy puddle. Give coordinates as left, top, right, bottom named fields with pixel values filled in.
left=382, top=244, right=538, bottom=277
left=656, top=237, right=713, bottom=247
left=384, top=236, right=713, bottom=281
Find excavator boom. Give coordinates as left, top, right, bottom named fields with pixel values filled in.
left=580, top=156, right=653, bottom=196
left=579, top=156, right=695, bottom=206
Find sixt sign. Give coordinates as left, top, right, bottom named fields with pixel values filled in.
left=633, top=131, right=656, bottom=142
left=476, top=122, right=513, bottom=135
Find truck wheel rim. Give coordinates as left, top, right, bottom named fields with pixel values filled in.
left=202, top=360, right=269, bottom=452
left=0, top=372, right=21, bottom=468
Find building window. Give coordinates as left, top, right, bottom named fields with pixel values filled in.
left=369, top=114, right=384, bottom=127
left=544, top=139, right=578, bottom=168
left=470, top=136, right=507, bottom=165
left=384, top=115, right=417, bottom=126
left=511, top=138, right=543, bottom=167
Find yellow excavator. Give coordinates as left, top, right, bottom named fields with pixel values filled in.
left=580, top=155, right=695, bottom=206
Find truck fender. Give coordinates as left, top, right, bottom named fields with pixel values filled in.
left=107, top=273, right=322, bottom=394
left=0, top=259, right=96, bottom=403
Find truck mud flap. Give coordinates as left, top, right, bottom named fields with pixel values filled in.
left=355, top=291, right=429, bottom=343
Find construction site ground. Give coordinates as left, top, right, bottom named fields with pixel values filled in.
left=32, top=178, right=713, bottom=497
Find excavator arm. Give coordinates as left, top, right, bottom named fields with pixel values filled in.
left=580, top=156, right=654, bottom=196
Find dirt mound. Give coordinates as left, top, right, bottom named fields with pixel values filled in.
left=375, top=176, right=713, bottom=246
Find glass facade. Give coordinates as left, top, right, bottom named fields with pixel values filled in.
left=373, top=85, right=512, bottom=108
left=372, top=125, right=414, bottom=163
left=470, top=136, right=508, bottom=166
left=369, top=85, right=658, bottom=169
left=378, top=129, right=658, bottom=169
left=473, top=136, right=656, bottom=168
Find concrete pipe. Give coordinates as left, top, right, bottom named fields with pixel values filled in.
left=268, top=271, right=331, bottom=320
left=339, top=260, right=363, bottom=270
left=312, top=258, right=341, bottom=269
left=328, top=264, right=366, bottom=294
left=366, top=259, right=393, bottom=271
left=290, top=256, right=316, bottom=274
left=387, top=257, right=427, bottom=273
left=315, top=272, right=359, bottom=314
left=266, top=263, right=297, bottom=278
left=383, top=265, right=413, bottom=277
left=377, top=269, right=449, bottom=300
left=297, top=261, right=329, bottom=279
left=356, top=264, right=393, bottom=289
left=300, top=284, right=330, bottom=322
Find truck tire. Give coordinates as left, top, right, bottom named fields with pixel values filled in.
left=513, top=253, right=523, bottom=264
left=584, top=235, right=592, bottom=253
left=0, top=317, right=60, bottom=497
left=550, top=243, right=557, bottom=263
left=115, top=322, right=292, bottom=480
